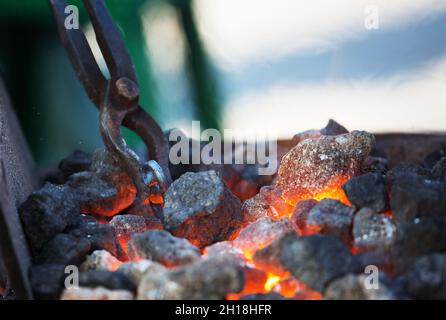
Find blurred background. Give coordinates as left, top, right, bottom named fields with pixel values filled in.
left=1, top=0, right=446, bottom=167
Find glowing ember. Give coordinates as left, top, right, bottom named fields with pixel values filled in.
left=264, top=175, right=352, bottom=220
left=80, top=172, right=137, bottom=217
left=383, top=210, right=394, bottom=218
left=143, top=181, right=164, bottom=205
left=283, top=175, right=351, bottom=208
left=147, top=193, right=164, bottom=205
left=264, top=274, right=281, bottom=291
left=216, top=175, right=354, bottom=299
left=275, top=131, right=375, bottom=204
left=78, top=132, right=371, bottom=301
left=310, top=176, right=351, bottom=205
left=223, top=236, right=324, bottom=299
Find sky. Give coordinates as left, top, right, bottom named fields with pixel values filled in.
left=193, top=0, right=446, bottom=138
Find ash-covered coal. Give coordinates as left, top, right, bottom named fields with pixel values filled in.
left=68, top=218, right=123, bottom=258
left=78, top=270, right=135, bottom=293
left=19, top=183, right=82, bottom=253
left=30, top=264, right=67, bottom=300
left=276, top=131, right=375, bottom=204
left=291, top=199, right=318, bottom=232
left=432, top=157, right=446, bottom=180
left=163, top=171, right=243, bottom=248
left=34, top=233, right=91, bottom=266
left=352, top=208, right=395, bottom=252
left=324, top=273, right=399, bottom=300
left=232, top=217, right=296, bottom=258
left=391, top=219, right=446, bottom=273
left=17, top=122, right=446, bottom=301
left=281, top=234, right=360, bottom=292
left=390, top=172, right=446, bottom=225
left=294, top=199, right=355, bottom=245
left=61, top=287, right=134, bottom=300
left=397, top=254, right=446, bottom=299
left=109, top=214, right=163, bottom=250
left=19, top=148, right=139, bottom=255
left=127, top=230, right=200, bottom=267
left=342, top=173, right=388, bottom=212
left=255, top=233, right=360, bottom=292
left=241, top=193, right=276, bottom=226
left=292, top=119, right=349, bottom=146
left=45, top=150, right=93, bottom=184
left=118, top=260, right=166, bottom=287
left=80, top=250, right=122, bottom=272
left=137, top=255, right=244, bottom=300
left=76, top=148, right=137, bottom=217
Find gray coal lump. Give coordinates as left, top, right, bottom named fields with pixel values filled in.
left=19, top=183, right=82, bottom=253
left=292, top=119, right=349, bottom=146
left=61, top=287, right=134, bottom=300
left=117, top=260, right=166, bottom=287
left=298, top=199, right=356, bottom=245
left=432, top=157, right=446, bottom=180
left=137, top=255, right=244, bottom=300
left=78, top=270, right=135, bottom=293
left=281, top=234, right=360, bottom=292
left=163, top=171, right=243, bottom=248
left=255, top=233, right=360, bottom=292
left=352, top=208, right=395, bottom=252
left=276, top=131, right=375, bottom=205
left=241, top=193, right=275, bottom=227
left=109, top=214, right=163, bottom=249
left=291, top=199, right=318, bottom=232
left=68, top=219, right=123, bottom=258
left=58, top=150, right=93, bottom=180
left=390, top=173, right=446, bottom=225
left=34, top=233, right=91, bottom=266
left=80, top=250, right=122, bottom=272
left=127, top=230, right=200, bottom=267
left=232, top=217, right=296, bottom=258
left=324, top=273, right=399, bottom=300
left=397, top=254, right=446, bottom=300
left=390, top=219, right=446, bottom=273
left=342, top=173, right=387, bottom=212
left=29, top=264, right=67, bottom=300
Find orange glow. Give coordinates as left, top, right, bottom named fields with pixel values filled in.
left=226, top=293, right=241, bottom=300
left=81, top=173, right=137, bottom=217
left=224, top=241, right=323, bottom=300
left=285, top=175, right=351, bottom=207
left=298, top=223, right=322, bottom=236
left=264, top=274, right=281, bottom=291
left=274, top=175, right=351, bottom=219
left=311, top=176, right=351, bottom=205
left=143, top=181, right=165, bottom=205
left=96, top=217, right=110, bottom=224
left=274, top=276, right=300, bottom=298
left=82, top=161, right=355, bottom=300
left=117, top=236, right=128, bottom=254
left=108, top=259, right=123, bottom=272
left=383, top=209, right=394, bottom=218
left=225, top=175, right=356, bottom=299
left=147, top=193, right=164, bottom=205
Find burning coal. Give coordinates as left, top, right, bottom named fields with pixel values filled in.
left=15, top=120, right=446, bottom=300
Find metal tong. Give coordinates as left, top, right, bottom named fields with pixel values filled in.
left=48, top=0, right=172, bottom=219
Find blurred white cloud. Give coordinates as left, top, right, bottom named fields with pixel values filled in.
left=194, top=0, right=446, bottom=67
left=223, top=55, right=446, bottom=137
left=142, top=2, right=186, bottom=74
